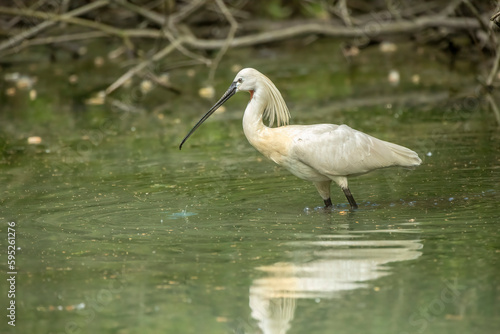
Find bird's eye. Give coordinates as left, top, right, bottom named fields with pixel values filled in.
left=237, top=78, right=243, bottom=83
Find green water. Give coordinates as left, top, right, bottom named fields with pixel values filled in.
left=1, top=41, right=499, bottom=334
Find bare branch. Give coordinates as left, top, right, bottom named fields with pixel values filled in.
left=169, top=0, right=207, bottom=29
left=0, top=4, right=481, bottom=54
left=0, top=4, right=122, bottom=37
left=162, top=28, right=211, bottom=66
left=336, top=0, right=353, bottom=26
left=492, top=11, right=500, bottom=22
left=139, top=72, right=181, bottom=95
left=114, top=0, right=166, bottom=26
left=105, top=42, right=179, bottom=95
left=485, top=93, right=500, bottom=125
left=462, top=0, right=496, bottom=47
left=486, top=43, right=500, bottom=87
left=0, top=0, right=109, bottom=53
left=491, top=9, right=500, bottom=28
left=207, top=0, right=239, bottom=84
left=182, top=16, right=480, bottom=50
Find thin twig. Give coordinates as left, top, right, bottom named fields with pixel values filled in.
left=462, top=1, right=500, bottom=125
left=6, top=0, right=46, bottom=28
left=462, top=1, right=500, bottom=86
left=60, top=0, right=70, bottom=14
left=491, top=7, right=500, bottom=28
left=115, top=0, right=210, bottom=66
left=462, top=0, right=496, bottom=48
left=336, top=0, right=353, bottom=26
left=0, top=4, right=122, bottom=37
left=171, top=0, right=206, bottom=23
left=0, top=0, right=109, bottom=53
left=139, top=72, right=181, bottom=95
left=491, top=11, right=500, bottom=22
left=385, top=0, right=402, bottom=21
left=115, top=0, right=166, bottom=26
left=162, top=28, right=211, bottom=66
left=105, top=42, right=179, bottom=95
left=0, top=31, right=108, bottom=57
left=207, top=0, right=238, bottom=84
left=438, top=0, right=463, bottom=17
left=486, top=43, right=500, bottom=86
left=31, top=31, right=108, bottom=44
left=485, top=93, right=500, bottom=126
left=107, top=97, right=145, bottom=113
left=168, top=0, right=206, bottom=33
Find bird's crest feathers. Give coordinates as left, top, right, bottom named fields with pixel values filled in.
left=260, top=73, right=291, bottom=127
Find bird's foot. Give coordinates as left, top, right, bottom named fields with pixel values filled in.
left=342, top=187, right=358, bottom=211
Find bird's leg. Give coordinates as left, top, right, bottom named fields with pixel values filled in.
left=314, top=181, right=332, bottom=209
left=342, top=187, right=358, bottom=210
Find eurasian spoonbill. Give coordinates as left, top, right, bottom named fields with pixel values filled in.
left=180, top=68, right=421, bottom=210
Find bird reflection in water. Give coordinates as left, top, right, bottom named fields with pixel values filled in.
left=249, top=237, right=423, bottom=334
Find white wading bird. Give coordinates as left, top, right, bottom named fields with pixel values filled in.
left=180, top=68, right=421, bottom=210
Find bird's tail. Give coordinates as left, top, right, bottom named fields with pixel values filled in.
left=385, top=141, right=422, bottom=167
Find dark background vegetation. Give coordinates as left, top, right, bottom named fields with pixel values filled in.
left=0, top=1, right=498, bottom=118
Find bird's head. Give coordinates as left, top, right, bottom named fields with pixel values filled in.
left=179, top=68, right=260, bottom=150
left=233, top=68, right=260, bottom=94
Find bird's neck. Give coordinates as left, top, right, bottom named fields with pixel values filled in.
left=242, top=94, right=291, bottom=165
left=242, top=93, right=268, bottom=146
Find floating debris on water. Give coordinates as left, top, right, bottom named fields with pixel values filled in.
left=412, top=74, right=420, bottom=84
left=85, top=91, right=106, bottom=105
left=199, top=86, right=215, bottom=99
left=166, top=211, right=198, bottom=220
left=4, top=72, right=37, bottom=89
left=29, top=89, right=37, bottom=100
left=140, top=79, right=153, bottom=94
left=380, top=41, right=397, bottom=53
left=27, top=136, right=42, bottom=145
left=388, top=69, right=400, bottom=85
left=94, top=56, right=105, bottom=67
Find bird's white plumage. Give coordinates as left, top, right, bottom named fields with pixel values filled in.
left=290, top=123, right=421, bottom=177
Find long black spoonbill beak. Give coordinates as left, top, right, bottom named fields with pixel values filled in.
left=179, top=82, right=237, bottom=150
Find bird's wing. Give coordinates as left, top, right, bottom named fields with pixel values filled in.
left=289, top=124, right=420, bottom=177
